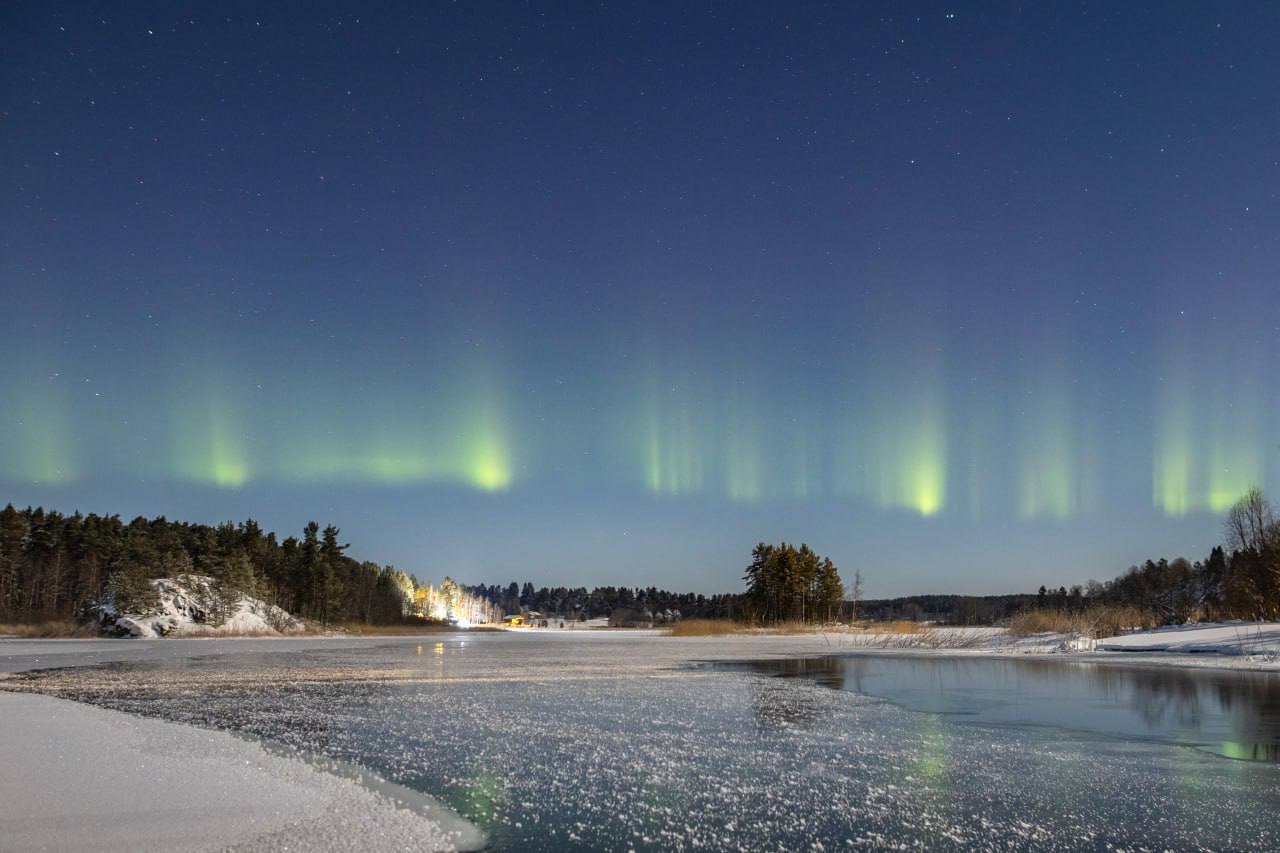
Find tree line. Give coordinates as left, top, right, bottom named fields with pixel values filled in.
left=1035, top=488, right=1280, bottom=623
left=0, top=504, right=751, bottom=628
left=462, top=581, right=744, bottom=623
left=859, top=593, right=1038, bottom=625
left=0, top=506, right=416, bottom=626
left=8, top=488, right=1273, bottom=631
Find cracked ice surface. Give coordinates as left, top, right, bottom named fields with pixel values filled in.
left=6, top=632, right=1280, bottom=851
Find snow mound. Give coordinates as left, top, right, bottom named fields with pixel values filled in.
left=1097, top=621, right=1280, bottom=657
left=95, top=576, right=304, bottom=638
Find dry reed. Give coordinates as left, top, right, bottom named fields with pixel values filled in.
left=1007, top=606, right=1158, bottom=639
left=0, top=621, right=96, bottom=639
left=666, top=618, right=740, bottom=636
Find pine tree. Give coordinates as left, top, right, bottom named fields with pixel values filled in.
left=316, top=525, right=348, bottom=626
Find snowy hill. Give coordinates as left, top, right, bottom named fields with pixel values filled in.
left=94, top=576, right=304, bottom=638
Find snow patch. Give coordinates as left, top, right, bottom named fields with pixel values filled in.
left=94, top=576, right=303, bottom=638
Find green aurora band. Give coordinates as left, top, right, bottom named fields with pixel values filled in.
left=2, top=348, right=1275, bottom=519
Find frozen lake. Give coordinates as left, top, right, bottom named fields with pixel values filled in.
left=6, top=633, right=1280, bottom=850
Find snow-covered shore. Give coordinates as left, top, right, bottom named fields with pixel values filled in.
left=0, top=691, right=482, bottom=852
left=818, top=622, right=1280, bottom=670
left=6, top=620, right=1280, bottom=676
left=1096, top=621, right=1280, bottom=658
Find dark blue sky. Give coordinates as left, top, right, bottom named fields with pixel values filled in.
left=2, top=2, right=1277, bottom=595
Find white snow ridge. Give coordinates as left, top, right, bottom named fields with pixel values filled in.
left=94, top=576, right=303, bottom=638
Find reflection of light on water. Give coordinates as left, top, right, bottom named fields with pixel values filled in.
left=434, top=642, right=445, bottom=656
left=462, top=769, right=505, bottom=830
left=1222, top=740, right=1271, bottom=762
left=916, top=714, right=947, bottom=780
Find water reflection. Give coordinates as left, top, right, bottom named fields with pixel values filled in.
left=709, top=655, right=1280, bottom=762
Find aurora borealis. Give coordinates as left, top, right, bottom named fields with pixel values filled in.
left=2, top=2, right=1278, bottom=594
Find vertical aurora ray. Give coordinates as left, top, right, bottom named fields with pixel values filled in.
left=789, top=421, right=815, bottom=502
left=1152, top=364, right=1267, bottom=516
left=837, top=365, right=948, bottom=517
left=267, top=361, right=516, bottom=492
left=451, top=386, right=514, bottom=492
left=1153, top=383, right=1196, bottom=516
left=1017, top=418, right=1076, bottom=519
left=171, top=388, right=252, bottom=488
left=0, top=379, right=77, bottom=485
left=638, top=368, right=707, bottom=498
left=1015, top=365, right=1098, bottom=520
left=884, top=416, right=948, bottom=517
left=722, top=381, right=764, bottom=503
left=1206, top=406, right=1263, bottom=513
left=960, top=393, right=999, bottom=522
left=724, top=427, right=763, bottom=503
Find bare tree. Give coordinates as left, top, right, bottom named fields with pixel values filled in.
left=850, top=569, right=864, bottom=623
left=1225, top=487, right=1276, bottom=554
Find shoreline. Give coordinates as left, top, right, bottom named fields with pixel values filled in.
left=3, top=625, right=1279, bottom=677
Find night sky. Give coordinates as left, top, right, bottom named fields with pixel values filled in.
left=3, top=2, right=1278, bottom=595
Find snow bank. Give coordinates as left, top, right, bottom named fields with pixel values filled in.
left=1097, top=621, right=1280, bottom=657
left=94, top=576, right=303, bottom=638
